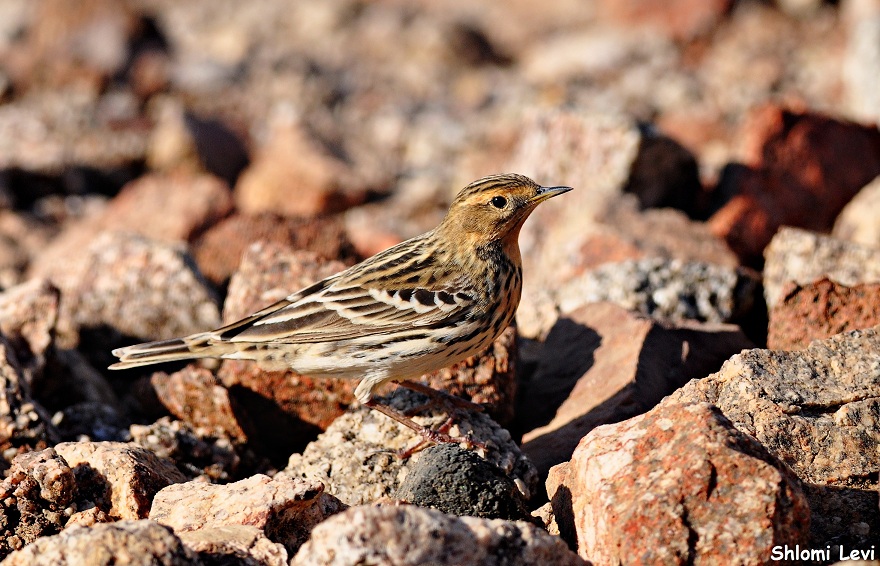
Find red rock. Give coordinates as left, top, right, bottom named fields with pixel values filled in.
left=709, top=105, right=880, bottom=266
left=151, top=366, right=248, bottom=443
left=216, top=243, right=357, bottom=449
left=768, top=278, right=880, bottom=350
left=191, top=213, right=356, bottom=285
left=547, top=402, right=810, bottom=564
left=519, top=302, right=753, bottom=478
left=235, top=118, right=383, bottom=218
left=596, top=0, right=733, bottom=40
left=54, top=441, right=186, bottom=521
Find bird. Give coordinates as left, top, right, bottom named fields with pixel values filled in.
left=110, top=173, right=571, bottom=449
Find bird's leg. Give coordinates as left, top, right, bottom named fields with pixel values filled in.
left=396, top=380, right=485, bottom=415
left=364, top=399, right=484, bottom=457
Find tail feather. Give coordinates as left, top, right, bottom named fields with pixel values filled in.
left=109, top=332, right=223, bottom=370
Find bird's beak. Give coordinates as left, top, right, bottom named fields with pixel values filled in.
left=532, top=185, right=573, bottom=203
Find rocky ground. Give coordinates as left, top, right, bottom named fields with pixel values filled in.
left=0, top=0, right=878, bottom=564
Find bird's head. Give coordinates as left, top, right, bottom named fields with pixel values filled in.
left=439, top=174, right=572, bottom=249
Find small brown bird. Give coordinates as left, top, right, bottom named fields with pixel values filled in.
left=110, top=174, right=571, bottom=447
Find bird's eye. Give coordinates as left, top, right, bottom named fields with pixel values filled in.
left=490, top=196, right=507, bottom=209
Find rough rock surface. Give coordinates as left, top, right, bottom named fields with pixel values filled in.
left=151, top=366, right=248, bottom=443
left=668, top=326, right=880, bottom=547
left=0, top=336, right=58, bottom=469
left=547, top=402, right=809, bottom=564
left=0, top=449, right=75, bottom=560
left=54, top=441, right=186, bottom=520
left=150, top=474, right=345, bottom=555
left=0, top=520, right=198, bottom=566
left=764, top=227, right=880, bottom=309
left=191, top=213, right=356, bottom=286
left=520, top=302, right=754, bottom=477
left=767, top=278, right=880, bottom=350
left=285, top=388, right=538, bottom=507
left=394, top=443, right=531, bottom=521
left=178, top=525, right=288, bottom=566
left=35, top=231, right=220, bottom=348
left=0, top=279, right=59, bottom=380
left=291, top=504, right=587, bottom=566
left=557, top=258, right=759, bottom=326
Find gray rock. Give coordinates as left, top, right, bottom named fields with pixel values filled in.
left=36, top=231, right=220, bottom=348
left=764, top=227, right=880, bottom=309
left=558, top=257, right=759, bottom=324
left=285, top=388, right=537, bottom=507
left=394, top=444, right=531, bottom=521
left=668, top=326, right=880, bottom=547
left=291, top=505, right=586, bottom=566
left=0, top=520, right=199, bottom=566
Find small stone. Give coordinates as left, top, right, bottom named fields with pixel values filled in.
left=833, top=175, right=880, bottom=248
left=54, top=441, right=186, bottom=521
left=150, top=474, right=345, bottom=555
left=178, top=525, right=288, bottom=566
left=0, top=279, right=59, bottom=381
left=394, top=443, right=531, bottom=521
left=763, top=227, right=880, bottom=310
left=0, top=520, right=198, bottom=566
left=768, top=278, right=880, bottom=350
left=291, top=504, right=586, bottom=566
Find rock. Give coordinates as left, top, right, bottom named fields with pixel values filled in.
left=557, top=258, right=759, bottom=326
left=178, top=525, right=287, bottom=566
left=291, top=504, right=586, bottom=566
left=763, top=227, right=880, bottom=310
left=843, top=0, right=880, bottom=122
left=667, top=327, right=880, bottom=547
left=0, top=279, right=59, bottom=381
left=285, top=388, right=538, bottom=507
left=0, top=210, right=54, bottom=289
left=128, top=417, right=246, bottom=483
left=215, top=244, right=355, bottom=454
left=191, top=213, right=355, bottom=286
left=547, top=402, right=809, bottom=564
left=0, top=336, right=58, bottom=468
left=150, top=474, right=345, bottom=555
left=52, top=401, right=128, bottom=442
left=519, top=302, right=754, bottom=478
left=0, top=519, right=198, bottom=566
left=234, top=113, right=383, bottom=217
left=506, top=110, right=641, bottom=338
left=394, top=444, right=531, bottom=521
left=98, top=172, right=233, bottom=244
left=708, top=106, right=880, bottom=265
left=151, top=366, right=247, bottom=443
left=35, top=231, right=220, bottom=349
left=420, top=325, right=518, bottom=426
left=768, top=278, right=880, bottom=350
left=596, top=0, right=732, bottom=40
left=54, top=441, right=186, bottom=520
left=0, top=449, right=75, bottom=560
left=833, top=175, right=880, bottom=248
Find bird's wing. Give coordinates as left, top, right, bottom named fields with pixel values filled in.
left=211, top=244, right=477, bottom=345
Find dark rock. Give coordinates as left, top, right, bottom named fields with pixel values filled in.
left=394, top=443, right=531, bottom=521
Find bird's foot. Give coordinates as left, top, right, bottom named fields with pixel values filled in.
left=396, top=380, right=485, bottom=416
left=365, top=400, right=486, bottom=459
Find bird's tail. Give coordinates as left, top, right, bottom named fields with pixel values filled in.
left=109, top=332, right=230, bottom=370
